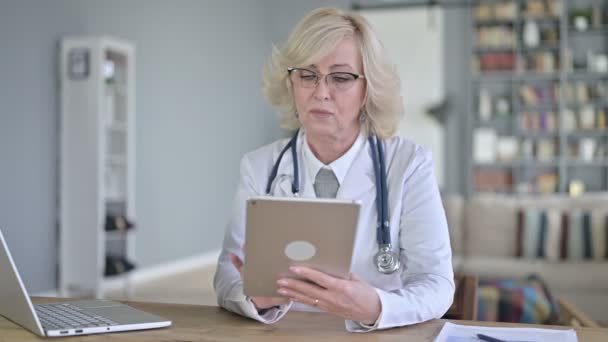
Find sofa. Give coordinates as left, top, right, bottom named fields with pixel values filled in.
left=442, top=192, right=608, bottom=322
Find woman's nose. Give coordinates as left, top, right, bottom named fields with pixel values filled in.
left=312, top=75, right=331, bottom=100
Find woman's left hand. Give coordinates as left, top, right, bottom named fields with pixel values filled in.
left=277, top=266, right=381, bottom=325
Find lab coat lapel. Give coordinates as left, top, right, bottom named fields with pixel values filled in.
left=273, top=132, right=317, bottom=198
left=336, top=139, right=375, bottom=200
left=273, top=154, right=296, bottom=197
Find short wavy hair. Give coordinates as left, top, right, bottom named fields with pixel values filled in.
left=262, top=7, right=404, bottom=138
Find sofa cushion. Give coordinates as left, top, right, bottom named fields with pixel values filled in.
left=464, top=193, right=608, bottom=258
left=460, top=256, right=608, bottom=292
left=442, top=193, right=464, bottom=255
left=477, top=275, right=559, bottom=324
left=515, top=208, right=608, bottom=261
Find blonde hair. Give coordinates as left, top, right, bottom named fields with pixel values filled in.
left=262, top=7, right=404, bottom=138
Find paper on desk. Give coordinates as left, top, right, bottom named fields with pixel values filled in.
left=434, top=322, right=578, bottom=342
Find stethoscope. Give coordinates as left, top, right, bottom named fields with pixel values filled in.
left=265, top=129, right=400, bottom=274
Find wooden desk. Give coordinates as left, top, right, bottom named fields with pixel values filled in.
left=1, top=298, right=606, bottom=341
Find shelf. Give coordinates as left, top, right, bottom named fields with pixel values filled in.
left=105, top=198, right=126, bottom=204
left=475, top=72, right=560, bottom=82
left=563, top=100, right=608, bottom=109
left=474, top=72, right=517, bottom=82
left=103, top=271, right=134, bottom=281
left=569, top=26, right=608, bottom=35
left=521, top=16, right=560, bottom=23
left=566, top=130, right=608, bottom=138
left=516, top=131, right=559, bottom=139
left=107, top=122, right=127, bottom=132
left=518, top=103, right=559, bottom=111
left=474, top=17, right=560, bottom=26
left=106, top=194, right=127, bottom=203
left=474, top=19, right=517, bottom=26
left=567, top=72, right=608, bottom=81
left=107, top=154, right=126, bottom=165
left=105, top=230, right=133, bottom=241
left=520, top=45, right=560, bottom=53
left=106, top=83, right=127, bottom=96
left=475, top=115, right=512, bottom=125
left=515, top=73, right=561, bottom=82
left=566, top=159, right=608, bottom=167
left=474, top=188, right=515, bottom=195
left=474, top=47, right=516, bottom=54
left=474, top=160, right=559, bottom=168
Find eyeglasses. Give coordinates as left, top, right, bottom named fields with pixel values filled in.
left=287, top=67, right=365, bottom=92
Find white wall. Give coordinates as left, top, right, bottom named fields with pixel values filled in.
left=361, top=8, right=445, bottom=187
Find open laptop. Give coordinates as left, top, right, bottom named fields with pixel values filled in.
left=243, top=196, right=360, bottom=297
left=0, top=228, right=171, bottom=337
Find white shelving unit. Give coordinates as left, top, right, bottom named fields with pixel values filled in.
left=59, top=36, right=136, bottom=298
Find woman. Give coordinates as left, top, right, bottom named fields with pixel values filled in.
left=214, top=7, right=454, bottom=332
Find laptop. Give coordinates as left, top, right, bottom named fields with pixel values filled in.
left=243, top=196, right=360, bottom=297
left=0, top=228, right=171, bottom=337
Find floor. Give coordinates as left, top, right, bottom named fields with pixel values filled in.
left=105, top=265, right=218, bottom=306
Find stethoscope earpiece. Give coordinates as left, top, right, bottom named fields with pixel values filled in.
left=266, top=130, right=400, bottom=274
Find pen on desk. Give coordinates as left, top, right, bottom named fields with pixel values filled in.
left=477, top=333, right=507, bottom=342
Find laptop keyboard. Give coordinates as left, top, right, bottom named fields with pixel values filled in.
left=35, top=303, right=119, bottom=331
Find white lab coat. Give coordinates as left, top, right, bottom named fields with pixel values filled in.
left=214, top=131, right=455, bottom=332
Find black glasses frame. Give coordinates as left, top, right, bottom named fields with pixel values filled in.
left=287, top=67, right=365, bottom=89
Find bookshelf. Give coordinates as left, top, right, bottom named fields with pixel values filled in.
left=59, top=36, right=136, bottom=298
left=468, top=0, right=608, bottom=195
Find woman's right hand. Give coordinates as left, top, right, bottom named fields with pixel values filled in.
left=229, top=253, right=290, bottom=310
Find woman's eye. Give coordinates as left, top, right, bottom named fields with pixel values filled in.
left=332, top=75, right=353, bottom=83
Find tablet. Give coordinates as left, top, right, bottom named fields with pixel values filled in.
left=243, top=196, right=360, bottom=297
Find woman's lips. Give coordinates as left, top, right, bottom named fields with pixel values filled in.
left=309, top=109, right=333, bottom=117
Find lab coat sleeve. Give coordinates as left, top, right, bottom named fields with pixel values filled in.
left=346, top=147, right=455, bottom=332
left=213, top=153, right=292, bottom=323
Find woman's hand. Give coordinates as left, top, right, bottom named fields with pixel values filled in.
left=229, top=253, right=290, bottom=311
left=277, top=266, right=381, bottom=325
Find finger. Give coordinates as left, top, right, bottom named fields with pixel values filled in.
left=289, top=266, right=339, bottom=290
left=277, top=278, right=327, bottom=304
left=279, top=287, right=322, bottom=309
left=229, top=253, right=243, bottom=272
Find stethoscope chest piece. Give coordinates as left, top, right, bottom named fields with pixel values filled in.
left=375, top=244, right=400, bottom=274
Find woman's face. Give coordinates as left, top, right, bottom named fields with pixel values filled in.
left=291, top=37, right=366, bottom=142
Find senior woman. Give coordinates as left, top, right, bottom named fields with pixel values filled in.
left=214, top=7, right=454, bottom=332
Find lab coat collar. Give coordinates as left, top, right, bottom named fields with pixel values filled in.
left=273, top=130, right=375, bottom=200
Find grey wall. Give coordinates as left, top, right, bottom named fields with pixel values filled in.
left=0, top=0, right=281, bottom=292
left=0, top=1, right=86, bottom=293
left=75, top=1, right=282, bottom=268
left=267, top=0, right=350, bottom=44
